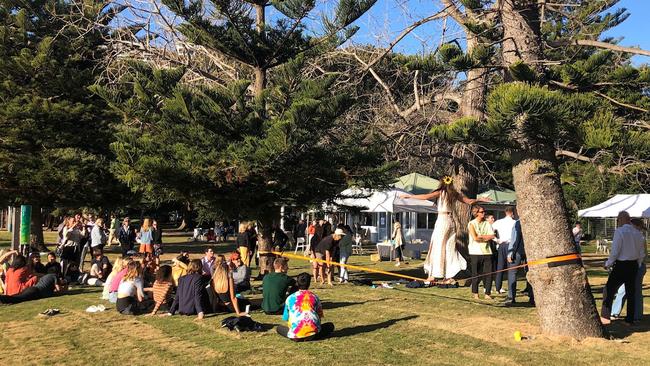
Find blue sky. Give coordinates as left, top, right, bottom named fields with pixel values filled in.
left=342, top=0, right=650, bottom=65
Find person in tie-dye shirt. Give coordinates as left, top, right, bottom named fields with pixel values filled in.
left=277, top=273, right=335, bottom=341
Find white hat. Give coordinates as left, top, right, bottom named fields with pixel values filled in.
left=334, top=228, right=346, bottom=236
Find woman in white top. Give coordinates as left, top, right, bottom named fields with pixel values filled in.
left=116, top=261, right=147, bottom=315
left=467, top=205, right=496, bottom=299
left=401, top=176, right=490, bottom=283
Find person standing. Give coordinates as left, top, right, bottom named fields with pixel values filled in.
left=294, top=219, right=307, bottom=244
left=468, top=206, right=496, bottom=300
left=337, top=225, right=353, bottom=283
left=138, top=218, right=154, bottom=254
left=611, top=218, right=647, bottom=321
left=90, top=218, right=108, bottom=251
left=491, top=207, right=517, bottom=294
left=314, top=229, right=345, bottom=286
left=391, top=218, right=405, bottom=267
left=572, top=222, right=583, bottom=254
left=505, top=217, right=533, bottom=306
left=401, top=176, right=490, bottom=284
left=117, top=217, right=136, bottom=257
left=152, top=220, right=163, bottom=257
left=108, top=214, right=119, bottom=246
left=600, top=211, right=645, bottom=325
left=236, top=223, right=251, bottom=267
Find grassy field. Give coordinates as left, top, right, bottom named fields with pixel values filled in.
left=1, top=231, right=649, bottom=365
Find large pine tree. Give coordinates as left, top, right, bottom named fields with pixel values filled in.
left=0, top=0, right=131, bottom=246
left=98, top=0, right=391, bottom=271
left=430, top=0, right=649, bottom=339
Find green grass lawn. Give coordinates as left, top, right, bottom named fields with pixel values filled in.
left=1, top=231, right=649, bottom=365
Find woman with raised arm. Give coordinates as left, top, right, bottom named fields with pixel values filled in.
left=401, top=176, right=490, bottom=284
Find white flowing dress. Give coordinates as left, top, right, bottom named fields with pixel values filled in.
left=423, top=191, right=467, bottom=279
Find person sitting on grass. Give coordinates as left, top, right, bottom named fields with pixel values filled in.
left=277, top=272, right=334, bottom=341
left=142, top=252, right=159, bottom=286
left=0, top=273, right=66, bottom=304
left=229, top=251, right=251, bottom=294
left=29, top=253, right=47, bottom=275
left=44, top=252, right=62, bottom=280
left=168, top=259, right=205, bottom=319
left=262, top=257, right=297, bottom=315
left=116, top=261, right=151, bottom=315
left=87, top=248, right=112, bottom=286
left=0, top=250, right=37, bottom=296
left=172, top=254, right=190, bottom=287
left=211, top=255, right=247, bottom=316
left=145, top=265, right=174, bottom=316
left=102, top=258, right=125, bottom=301
left=108, top=258, right=132, bottom=303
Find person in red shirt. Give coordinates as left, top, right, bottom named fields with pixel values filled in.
left=0, top=250, right=38, bottom=296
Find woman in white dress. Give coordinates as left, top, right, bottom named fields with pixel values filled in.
left=401, top=176, right=490, bottom=283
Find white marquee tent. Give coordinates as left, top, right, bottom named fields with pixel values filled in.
left=578, top=194, right=650, bottom=218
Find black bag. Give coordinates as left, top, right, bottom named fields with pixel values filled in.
left=406, top=280, right=424, bottom=288
left=221, top=316, right=264, bottom=332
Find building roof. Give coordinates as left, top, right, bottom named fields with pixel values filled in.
left=478, top=189, right=517, bottom=203
left=392, top=173, right=440, bottom=195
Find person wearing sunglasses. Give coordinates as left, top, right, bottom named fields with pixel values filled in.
left=468, top=206, right=496, bottom=300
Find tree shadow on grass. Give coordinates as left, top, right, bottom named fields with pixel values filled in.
left=391, top=288, right=510, bottom=309
left=327, top=315, right=418, bottom=339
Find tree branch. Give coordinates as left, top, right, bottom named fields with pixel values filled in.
left=594, top=92, right=649, bottom=113
left=550, top=39, right=650, bottom=57
left=364, top=9, right=448, bottom=71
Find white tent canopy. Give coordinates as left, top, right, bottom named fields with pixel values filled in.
left=578, top=194, right=650, bottom=218
left=334, top=187, right=437, bottom=213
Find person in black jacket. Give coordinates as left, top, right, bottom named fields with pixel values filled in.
left=152, top=220, right=163, bottom=257
left=505, top=219, right=534, bottom=306
left=273, top=225, right=289, bottom=251
left=117, top=217, right=136, bottom=257
left=168, top=259, right=205, bottom=319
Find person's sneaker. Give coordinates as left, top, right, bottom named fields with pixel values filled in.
left=394, top=262, right=401, bottom=267
left=498, top=289, right=507, bottom=294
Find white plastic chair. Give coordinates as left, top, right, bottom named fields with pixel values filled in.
left=294, top=237, right=308, bottom=254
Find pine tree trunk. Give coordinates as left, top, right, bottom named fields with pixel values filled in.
left=452, top=34, right=486, bottom=258
left=511, top=149, right=605, bottom=339
left=256, top=209, right=278, bottom=275
left=253, top=3, right=267, bottom=98
left=30, top=204, right=48, bottom=252
left=500, top=0, right=605, bottom=339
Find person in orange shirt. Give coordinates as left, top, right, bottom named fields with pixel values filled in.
left=0, top=250, right=38, bottom=296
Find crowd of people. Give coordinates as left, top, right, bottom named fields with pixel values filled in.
left=0, top=183, right=646, bottom=337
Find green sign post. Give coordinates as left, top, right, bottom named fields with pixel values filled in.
left=20, top=205, right=31, bottom=254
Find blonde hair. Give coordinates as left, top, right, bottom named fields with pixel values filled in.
left=211, top=255, right=229, bottom=293
left=110, top=258, right=125, bottom=275
left=141, top=218, right=150, bottom=232
left=123, top=261, right=142, bottom=281
left=95, top=218, right=104, bottom=226
left=238, top=222, right=248, bottom=233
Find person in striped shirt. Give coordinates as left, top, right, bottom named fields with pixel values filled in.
left=146, top=265, right=174, bottom=315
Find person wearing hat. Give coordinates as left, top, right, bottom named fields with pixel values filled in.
left=314, top=228, right=346, bottom=286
